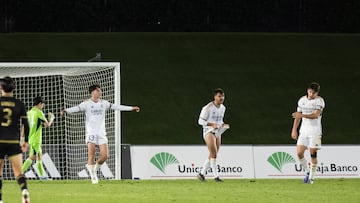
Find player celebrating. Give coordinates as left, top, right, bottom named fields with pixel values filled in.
left=0, top=76, right=30, bottom=203
left=197, top=88, right=229, bottom=182
left=22, top=96, right=55, bottom=180
left=61, top=84, right=140, bottom=184
left=291, top=82, right=325, bottom=184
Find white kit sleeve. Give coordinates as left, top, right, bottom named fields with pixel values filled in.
left=297, top=98, right=303, bottom=112
left=110, top=104, right=133, bottom=111
left=198, top=106, right=209, bottom=126
left=316, top=97, right=325, bottom=110
left=65, top=106, right=82, bottom=113
left=65, top=101, right=86, bottom=114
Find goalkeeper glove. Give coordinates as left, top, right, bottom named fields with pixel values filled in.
left=48, top=112, right=55, bottom=123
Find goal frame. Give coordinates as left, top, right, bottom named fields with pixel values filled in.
left=0, top=62, right=122, bottom=179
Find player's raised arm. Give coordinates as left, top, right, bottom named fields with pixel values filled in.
left=61, top=102, right=86, bottom=116
left=132, top=106, right=140, bottom=112
left=110, top=104, right=140, bottom=112
left=62, top=106, right=81, bottom=114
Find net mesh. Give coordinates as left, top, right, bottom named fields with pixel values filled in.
left=0, top=63, right=120, bottom=180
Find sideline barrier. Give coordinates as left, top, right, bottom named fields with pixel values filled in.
left=131, top=145, right=360, bottom=179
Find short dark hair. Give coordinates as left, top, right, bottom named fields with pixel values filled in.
left=33, top=96, right=45, bottom=106
left=0, top=76, right=15, bottom=92
left=213, top=88, right=225, bottom=95
left=89, top=84, right=100, bottom=94
left=308, top=82, right=320, bottom=93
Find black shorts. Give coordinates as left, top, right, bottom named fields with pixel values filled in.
left=0, top=143, right=22, bottom=159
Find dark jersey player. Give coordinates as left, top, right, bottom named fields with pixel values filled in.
left=0, top=76, right=30, bottom=203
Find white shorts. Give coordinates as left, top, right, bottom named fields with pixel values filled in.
left=202, top=125, right=229, bottom=140
left=86, top=134, right=108, bottom=145
left=297, top=133, right=322, bottom=149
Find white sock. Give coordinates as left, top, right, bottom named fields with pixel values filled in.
left=210, top=158, right=219, bottom=178
left=200, top=159, right=210, bottom=175
left=299, top=158, right=309, bottom=173
left=309, top=163, right=317, bottom=180
left=86, top=164, right=95, bottom=177
left=95, top=162, right=102, bottom=172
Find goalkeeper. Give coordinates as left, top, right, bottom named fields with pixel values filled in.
left=22, top=96, right=55, bottom=179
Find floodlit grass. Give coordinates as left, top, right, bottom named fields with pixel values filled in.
left=2, top=179, right=360, bottom=203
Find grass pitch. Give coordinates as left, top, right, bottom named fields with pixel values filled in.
left=2, top=179, right=360, bottom=203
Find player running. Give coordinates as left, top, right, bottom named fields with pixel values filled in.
left=291, top=82, right=325, bottom=184
left=22, top=96, right=55, bottom=180
left=61, top=84, right=140, bottom=184
left=0, top=76, right=30, bottom=203
left=197, top=88, right=230, bottom=182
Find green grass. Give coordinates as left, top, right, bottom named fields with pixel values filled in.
left=2, top=179, right=360, bottom=202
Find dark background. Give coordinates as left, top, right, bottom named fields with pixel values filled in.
left=1, top=0, right=360, bottom=33
left=0, top=1, right=359, bottom=145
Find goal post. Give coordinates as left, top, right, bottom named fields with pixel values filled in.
left=0, top=62, right=122, bottom=180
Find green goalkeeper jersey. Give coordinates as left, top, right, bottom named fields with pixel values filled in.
left=27, top=107, right=47, bottom=144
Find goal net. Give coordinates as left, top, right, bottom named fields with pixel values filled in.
left=0, top=62, right=121, bottom=180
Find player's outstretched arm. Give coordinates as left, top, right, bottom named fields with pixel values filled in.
left=132, top=106, right=140, bottom=112
left=222, top=123, right=230, bottom=128
left=61, top=105, right=82, bottom=116
left=111, top=104, right=140, bottom=112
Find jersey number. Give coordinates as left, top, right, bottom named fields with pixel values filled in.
left=1, top=108, right=12, bottom=127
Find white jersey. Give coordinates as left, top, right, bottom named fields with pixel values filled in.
left=297, top=95, right=325, bottom=135
left=198, top=102, right=226, bottom=136
left=66, top=99, right=133, bottom=137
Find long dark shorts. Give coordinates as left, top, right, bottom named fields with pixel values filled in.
left=0, top=143, right=22, bottom=159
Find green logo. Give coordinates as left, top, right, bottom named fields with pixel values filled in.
left=150, top=152, right=179, bottom=173
left=267, top=152, right=296, bottom=172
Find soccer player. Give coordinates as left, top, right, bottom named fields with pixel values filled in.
left=197, top=88, right=230, bottom=182
left=22, top=96, right=55, bottom=180
left=0, top=76, right=30, bottom=203
left=291, top=82, right=325, bottom=184
left=60, top=84, right=140, bottom=184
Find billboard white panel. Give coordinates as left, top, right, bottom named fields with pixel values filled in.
left=253, top=146, right=360, bottom=178
left=131, top=145, right=254, bottom=180
left=130, top=145, right=360, bottom=179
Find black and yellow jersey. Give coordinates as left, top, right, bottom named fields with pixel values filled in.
left=0, top=96, right=28, bottom=143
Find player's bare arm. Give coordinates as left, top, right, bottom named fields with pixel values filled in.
left=223, top=123, right=230, bottom=128
left=199, top=118, right=217, bottom=128
left=21, top=114, right=29, bottom=152
left=207, top=122, right=219, bottom=129
left=60, top=105, right=81, bottom=116
left=291, top=118, right=301, bottom=140
left=198, top=115, right=217, bottom=129
left=20, top=126, right=28, bottom=152
left=292, top=109, right=321, bottom=119
left=132, top=106, right=141, bottom=112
